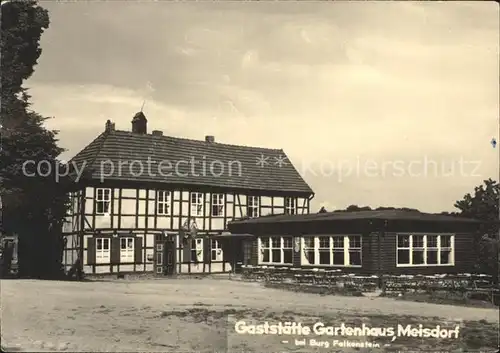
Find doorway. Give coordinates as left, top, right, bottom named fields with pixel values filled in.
left=164, top=239, right=175, bottom=276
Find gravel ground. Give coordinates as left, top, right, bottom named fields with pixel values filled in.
left=1, top=278, right=498, bottom=352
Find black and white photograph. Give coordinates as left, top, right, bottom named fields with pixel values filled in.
left=1, top=0, right=499, bottom=352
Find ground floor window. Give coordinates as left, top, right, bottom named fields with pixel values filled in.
left=258, top=236, right=293, bottom=265
left=211, top=239, right=223, bottom=261
left=397, top=234, right=454, bottom=266
left=96, top=238, right=110, bottom=264
left=120, top=237, right=134, bottom=263
left=301, top=235, right=362, bottom=267
left=191, top=238, right=204, bottom=262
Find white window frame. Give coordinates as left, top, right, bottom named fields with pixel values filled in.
left=211, top=194, right=224, bottom=217
left=120, top=237, right=135, bottom=263
left=284, top=197, right=296, bottom=215
left=95, top=237, right=110, bottom=264
left=396, top=233, right=455, bottom=267
left=190, top=238, right=204, bottom=262
left=247, top=196, right=260, bottom=218
left=258, top=236, right=293, bottom=265
left=211, top=239, right=223, bottom=262
left=190, top=192, right=203, bottom=217
left=95, top=188, right=111, bottom=215
left=157, top=191, right=171, bottom=215
left=300, top=235, right=362, bottom=267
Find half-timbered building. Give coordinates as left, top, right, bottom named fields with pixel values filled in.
left=62, top=112, right=313, bottom=275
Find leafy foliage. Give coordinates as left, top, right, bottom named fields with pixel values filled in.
left=1, top=0, right=69, bottom=278
left=454, top=179, right=499, bottom=279
left=332, top=205, right=421, bottom=213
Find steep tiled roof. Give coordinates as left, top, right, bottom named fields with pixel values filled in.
left=69, top=129, right=313, bottom=194
left=229, top=210, right=481, bottom=225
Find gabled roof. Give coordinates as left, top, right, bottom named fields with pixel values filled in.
left=69, top=129, right=313, bottom=194
left=228, top=209, right=482, bottom=225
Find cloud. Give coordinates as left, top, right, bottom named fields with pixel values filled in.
left=26, top=1, right=499, bottom=213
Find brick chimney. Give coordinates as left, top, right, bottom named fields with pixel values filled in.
left=205, top=135, right=215, bottom=143
left=132, top=112, right=147, bottom=134
left=105, top=120, right=115, bottom=132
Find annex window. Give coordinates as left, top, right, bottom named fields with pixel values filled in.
left=95, top=188, right=111, bottom=215
left=258, top=236, right=293, bottom=265
left=190, top=192, right=203, bottom=217
left=247, top=196, right=259, bottom=218
left=120, top=237, right=134, bottom=263
left=301, top=235, right=362, bottom=267
left=396, top=234, right=454, bottom=267
left=157, top=191, right=170, bottom=215
left=284, top=197, right=296, bottom=215
left=95, top=238, right=110, bottom=264
left=211, top=194, right=224, bottom=217
left=191, top=238, right=203, bottom=262
left=211, top=239, right=223, bottom=262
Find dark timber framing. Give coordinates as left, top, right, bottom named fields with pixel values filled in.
left=62, top=115, right=314, bottom=276
left=63, top=183, right=313, bottom=276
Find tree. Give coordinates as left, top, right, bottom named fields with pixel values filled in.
left=1, top=0, right=69, bottom=278
left=454, top=179, right=499, bottom=278
left=332, top=205, right=421, bottom=213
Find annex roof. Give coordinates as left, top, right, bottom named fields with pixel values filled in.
left=69, top=129, right=313, bottom=194
left=228, top=209, right=482, bottom=225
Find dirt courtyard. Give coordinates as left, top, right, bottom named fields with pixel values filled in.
left=1, top=278, right=498, bottom=352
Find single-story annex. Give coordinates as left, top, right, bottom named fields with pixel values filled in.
left=227, top=210, right=483, bottom=276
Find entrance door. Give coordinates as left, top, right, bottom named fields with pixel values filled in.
left=232, top=239, right=245, bottom=273
left=164, top=239, right=175, bottom=276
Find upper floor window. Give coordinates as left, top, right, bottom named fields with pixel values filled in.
left=211, top=194, right=224, bottom=217
left=397, top=234, right=454, bottom=267
left=190, top=192, right=203, bottom=217
left=95, top=188, right=111, bottom=215
left=157, top=191, right=171, bottom=215
left=247, top=196, right=259, bottom=218
left=285, top=197, right=296, bottom=215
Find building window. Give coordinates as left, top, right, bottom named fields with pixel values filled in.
left=95, top=238, right=110, bottom=264
left=191, top=238, right=203, bottom=262
left=211, top=239, right=223, bottom=261
left=95, top=188, right=111, bottom=214
left=301, top=235, right=362, bottom=267
left=247, top=196, right=259, bottom=218
left=211, top=194, right=224, bottom=217
left=284, top=197, right=296, bottom=215
left=258, top=236, right=293, bottom=265
left=397, top=234, right=454, bottom=267
left=157, top=191, right=170, bottom=215
left=190, top=192, right=203, bottom=217
left=120, top=237, right=134, bottom=263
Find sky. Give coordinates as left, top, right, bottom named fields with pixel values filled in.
left=27, top=1, right=499, bottom=213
